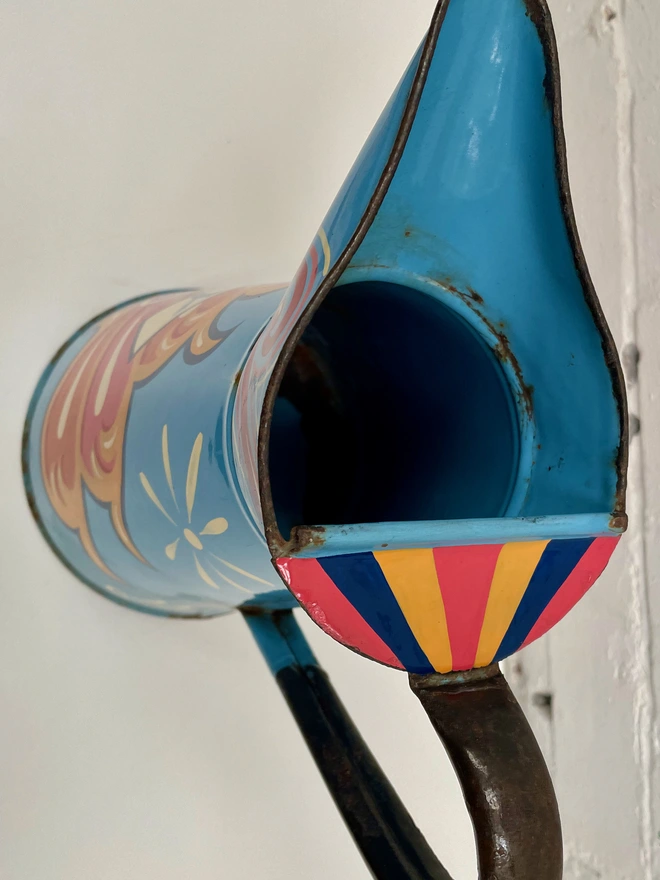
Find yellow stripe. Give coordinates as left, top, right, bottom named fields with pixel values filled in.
left=373, top=548, right=452, bottom=673
left=318, top=227, right=331, bottom=277
left=474, top=540, right=549, bottom=667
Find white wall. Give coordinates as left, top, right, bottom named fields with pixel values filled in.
left=507, top=3, right=660, bottom=879
left=0, top=2, right=656, bottom=878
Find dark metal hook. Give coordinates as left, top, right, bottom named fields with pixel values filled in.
left=410, top=668, right=562, bottom=880
left=244, top=609, right=562, bottom=880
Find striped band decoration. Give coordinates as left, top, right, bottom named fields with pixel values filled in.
left=276, top=536, right=620, bottom=673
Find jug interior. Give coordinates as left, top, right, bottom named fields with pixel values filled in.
left=269, top=281, right=520, bottom=539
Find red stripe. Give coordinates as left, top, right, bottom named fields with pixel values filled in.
left=433, top=544, right=503, bottom=671
left=275, top=557, right=404, bottom=669
left=521, top=536, right=620, bottom=649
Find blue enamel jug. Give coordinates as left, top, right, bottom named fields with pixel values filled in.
left=23, top=1, right=627, bottom=877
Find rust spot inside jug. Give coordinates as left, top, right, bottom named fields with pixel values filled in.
left=431, top=276, right=535, bottom=421
left=465, top=286, right=484, bottom=306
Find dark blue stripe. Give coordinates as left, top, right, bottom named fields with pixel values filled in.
left=495, top=538, right=594, bottom=661
left=318, top=553, right=433, bottom=673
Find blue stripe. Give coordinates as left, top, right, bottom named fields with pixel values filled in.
left=495, top=538, right=594, bottom=661
left=318, top=553, right=433, bottom=673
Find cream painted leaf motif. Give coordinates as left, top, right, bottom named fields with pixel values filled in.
left=200, top=518, right=228, bottom=535
left=139, top=427, right=275, bottom=597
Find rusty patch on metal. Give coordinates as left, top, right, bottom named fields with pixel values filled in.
left=430, top=276, right=535, bottom=421
left=493, top=341, right=535, bottom=420
left=608, top=513, right=628, bottom=533
left=468, top=307, right=534, bottom=419
left=274, top=524, right=327, bottom=558
left=464, top=286, right=484, bottom=306
left=410, top=662, right=500, bottom=691
left=291, top=524, right=327, bottom=549
left=432, top=276, right=461, bottom=296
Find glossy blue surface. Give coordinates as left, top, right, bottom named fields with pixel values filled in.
left=344, top=0, right=620, bottom=524
left=24, top=288, right=293, bottom=617
left=23, top=0, right=625, bottom=636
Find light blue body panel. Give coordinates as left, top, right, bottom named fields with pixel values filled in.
left=24, top=288, right=292, bottom=617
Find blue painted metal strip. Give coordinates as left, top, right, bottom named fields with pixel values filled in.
left=292, top=513, right=620, bottom=558
left=275, top=609, right=319, bottom=670
left=244, top=610, right=318, bottom=676
left=318, top=553, right=433, bottom=674
left=495, top=538, right=594, bottom=661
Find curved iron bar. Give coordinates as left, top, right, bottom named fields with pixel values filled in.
left=410, top=668, right=563, bottom=880
left=243, top=609, right=562, bottom=879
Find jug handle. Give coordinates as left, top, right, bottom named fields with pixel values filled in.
left=410, top=668, right=562, bottom=880
left=243, top=609, right=562, bottom=880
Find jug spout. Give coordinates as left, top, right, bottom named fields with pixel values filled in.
left=236, top=0, right=628, bottom=672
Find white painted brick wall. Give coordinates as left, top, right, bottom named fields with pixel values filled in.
left=507, top=2, right=659, bottom=878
